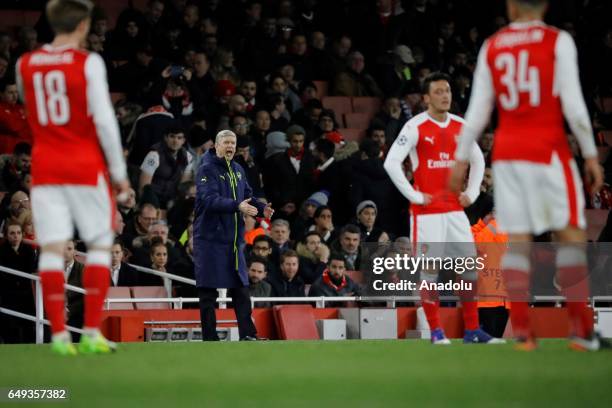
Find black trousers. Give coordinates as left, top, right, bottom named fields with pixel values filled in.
left=198, top=286, right=257, bottom=341
left=478, top=306, right=509, bottom=338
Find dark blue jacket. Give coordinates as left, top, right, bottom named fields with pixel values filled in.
left=194, top=149, right=265, bottom=288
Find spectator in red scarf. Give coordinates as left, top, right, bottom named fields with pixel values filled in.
left=0, top=80, right=31, bottom=155
left=309, top=254, right=362, bottom=297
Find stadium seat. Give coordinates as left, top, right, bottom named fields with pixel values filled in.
left=601, top=130, right=612, bottom=147
left=597, top=146, right=610, bottom=163
left=602, top=97, right=612, bottom=114
left=322, top=96, right=352, bottom=118
left=273, top=305, right=320, bottom=340
left=110, top=92, right=126, bottom=104
left=346, top=270, right=365, bottom=285
left=131, top=286, right=171, bottom=310
left=313, top=80, right=329, bottom=99
left=339, top=128, right=366, bottom=142
left=586, top=209, right=609, bottom=241
left=344, top=112, right=372, bottom=129
left=352, top=97, right=382, bottom=117
left=105, top=287, right=134, bottom=310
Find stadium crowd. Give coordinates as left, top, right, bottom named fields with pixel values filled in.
left=1, top=0, right=612, bottom=343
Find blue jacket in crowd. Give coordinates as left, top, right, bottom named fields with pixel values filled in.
left=194, top=149, right=265, bottom=288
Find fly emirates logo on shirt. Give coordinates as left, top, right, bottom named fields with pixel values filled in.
left=427, top=152, right=454, bottom=169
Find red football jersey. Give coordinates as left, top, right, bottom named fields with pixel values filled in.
left=17, top=45, right=125, bottom=186
left=486, top=23, right=569, bottom=162
left=385, top=112, right=484, bottom=215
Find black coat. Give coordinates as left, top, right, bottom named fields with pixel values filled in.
left=268, top=274, right=306, bottom=297
left=112, top=262, right=140, bottom=287
left=264, top=150, right=316, bottom=207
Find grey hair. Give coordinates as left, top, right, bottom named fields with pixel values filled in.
left=215, top=129, right=237, bottom=144
left=271, top=219, right=290, bottom=230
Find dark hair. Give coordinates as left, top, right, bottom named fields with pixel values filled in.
left=0, top=79, right=16, bottom=93
left=46, top=0, right=94, bottom=34
left=359, top=138, right=380, bottom=159
left=248, top=256, right=268, bottom=270
left=340, top=224, right=361, bottom=237
left=422, top=72, right=452, bottom=95
left=150, top=236, right=166, bottom=253
left=280, top=249, right=299, bottom=263
left=165, top=126, right=185, bottom=136
left=314, top=138, right=335, bottom=159
left=231, top=113, right=249, bottom=126
left=329, top=253, right=345, bottom=265
left=367, top=119, right=386, bottom=136
left=313, top=205, right=331, bottom=219
left=305, top=99, right=323, bottom=112
left=13, top=142, right=31, bottom=156
left=298, top=81, right=317, bottom=95
left=253, top=235, right=273, bottom=248
left=514, top=0, right=547, bottom=6
left=303, top=231, right=322, bottom=244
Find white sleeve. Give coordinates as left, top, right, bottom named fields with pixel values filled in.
left=85, top=53, right=128, bottom=183
left=464, top=142, right=485, bottom=203
left=554, top=31, right=597, bottom=159
left=383, top=122, right=425, bottom=204
left=183, top=151, right=194, bottom=176
left=140, top=151, right=160, bottom=175
left=455, top=40, right=496, bottom=161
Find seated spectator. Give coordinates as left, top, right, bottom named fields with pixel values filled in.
left=269, top=249, right=305, bottom=297
left=249, top=109, right=272, bottom=167
left=315, top=109, right=343, bottom=147
left=248, top=256, right=272, bottom=307
left=296, top=231, right=329, bottom=284
left=269, top=219, right=293, bottom=262
left=374, top=96, right=409, bottom=143
left=239, top=78, right=258, bottom=112
left=110, top=239, right=139, bottom=287
left=244, top=214, right=265, bottom=246
left=0, top=142, right=31, bottom=193
left=292, top=98, right=323, bottom=143
left=264, top=130, right=290, bottom=160
left=143, top=237, right=172, bottom=293
left=1, top=190, right=30, bottom=229
left=332, top=51, right=383, bottom=97
left=0, top=80, right=31, bottom=155
left=330, top=224, right=363, bottom=270
left=308, top=205, right=337, bottom=245
left=131, top=220, right=183, bottom=270
left=167, top=181, right=196, bottom=239
left=366, top=120, right=389, bottom=158
left=264, top=125, right=315, bottom=212
left=292, top=190, right=328, bottom=241
left=139, top=127, right=194, bottom=209
left=118, top=187, right=137, bottom=224
left=378, top=44, right=416, bottom=98
left=266, top=93, right=290, bottom=131
left=309, top=255, right=362, bottom=297
left=115, top=100, right=143, bottom=145
left=0, top=222, right=36, bottom=343
left=268, top=73, right=301, bottom=113
left=121, top=203, right=160, bottom=251
left=63, top=240, right=84, bottom=338
left=355, top=200, right=384, bottom=243
left=16, top=209, right=34, bottom=241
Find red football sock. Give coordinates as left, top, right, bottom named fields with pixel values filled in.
left=461, top=301, right=479, bottom=331
left=504, top=268, right=531, bottom=338
left=420, top=287, right=440, bottom=331
left=557, top=265, right=593, bottom=338
left=83, top=265, right=110, bottom=329
left=40, top=271, right=66, bottom=334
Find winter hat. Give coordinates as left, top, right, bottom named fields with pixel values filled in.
left=237, top=135, right=250, bottom=148
left=305, top=190, right=329, bottom=208
left=286, top=124, right=306, bottom=139
left=356, top=200, right=377, bottom=217
left=265, top=131, right=290, bottom=158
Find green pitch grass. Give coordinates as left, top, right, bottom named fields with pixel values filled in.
left=1, top=340, right=611, bottom=408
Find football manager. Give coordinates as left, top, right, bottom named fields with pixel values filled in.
left=194, top=130, right=273, bottom=341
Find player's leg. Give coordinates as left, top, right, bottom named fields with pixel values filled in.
left=492, top=162, right=536, bottom=349
left=412, top=213, right=449, bottom=344
left=547, top=154, right=603, bottom=350
left=30, top=186, right=76, bottom=355
left=69, top=174, right=116, bottom=353
left=447, top=212, right=504, bottom=344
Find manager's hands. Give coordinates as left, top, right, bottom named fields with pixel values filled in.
left=239, top=199, right=258, bottom=216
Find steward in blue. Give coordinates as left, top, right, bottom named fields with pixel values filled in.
left=194, top=130, right=273, bottom=341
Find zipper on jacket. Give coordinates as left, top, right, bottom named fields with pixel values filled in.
left=226, top=159, right=239, bottom=271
